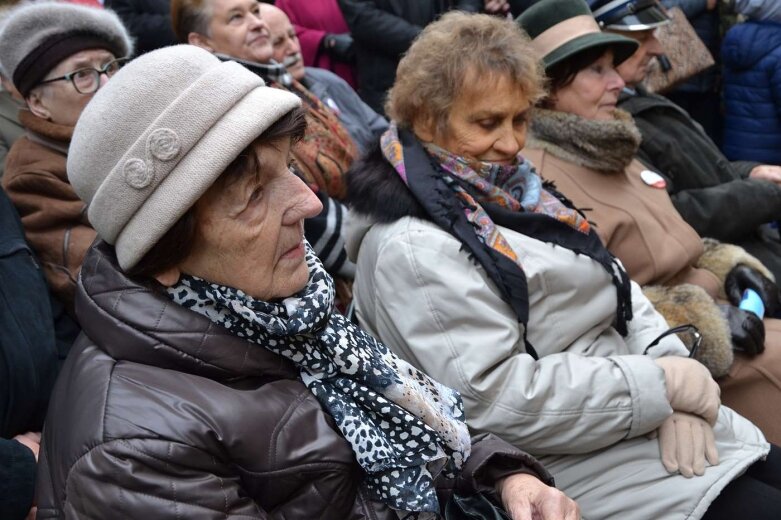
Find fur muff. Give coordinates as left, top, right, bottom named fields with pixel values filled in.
left=643, top=283, right=734, bottom=377
left=696, top=238, right=775, bottom=299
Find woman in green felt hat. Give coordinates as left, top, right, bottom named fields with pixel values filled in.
left=520, top=0, right=781, bottom=453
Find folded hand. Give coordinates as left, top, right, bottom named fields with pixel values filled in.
left=658, top=411, right=719, bottom=477
left=654, top=356, right=721, bottom=425
left=498, top=473, right=580, bottom=520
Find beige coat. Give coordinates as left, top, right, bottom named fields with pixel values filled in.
left=524, top=146, right=781, bottom=444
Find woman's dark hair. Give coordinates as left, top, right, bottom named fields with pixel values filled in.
left=541, top=46, right=611, bottom=109
left=126, top=105, right=308, bottom=281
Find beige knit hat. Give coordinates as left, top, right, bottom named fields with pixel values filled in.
left=67, top=44, right=302, bottom=270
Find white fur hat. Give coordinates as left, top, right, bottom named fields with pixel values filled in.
left=67, top=45, right=302, bottom=270
left=0, top=1, right=133, bottom=96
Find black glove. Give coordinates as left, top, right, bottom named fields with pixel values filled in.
left=322, top=33, right=355, bottom=63
left=719, top=304, right=765, bottom=356
left=725, top=264, right=781, bottom=318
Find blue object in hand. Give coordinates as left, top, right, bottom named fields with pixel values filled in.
left=739, top=289, right=766, bottom=319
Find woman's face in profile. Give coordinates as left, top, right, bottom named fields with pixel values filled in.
left=415, top=71, right=532, bottom=165
left=551, top=49, right=625, bottom=121
left=172, top=136, right=322, bottom=300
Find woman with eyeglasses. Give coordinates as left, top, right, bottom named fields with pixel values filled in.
left=0, top=2, right=132, bottom=315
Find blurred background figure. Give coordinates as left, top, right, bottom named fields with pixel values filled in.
left=337, top=0, right=483, bottom=114
left=0, top=75, right=24, bottom=180
left=275, top=0, right=358, bottom=88
left=0, top=1, right=133, bottom=314
left=105, top=0, right=178, bottom=56
left=260, top=2, right=387, bottom=153
left=721, top=14, right=781, bottom=164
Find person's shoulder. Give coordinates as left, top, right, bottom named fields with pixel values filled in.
left=305, top=67, right=353, bottom=93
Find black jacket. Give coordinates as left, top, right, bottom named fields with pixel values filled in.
left=0, top=189, right=77, bottom=520
left=618, top=86, right=781, bottom=279
left=36, top=241, right=552, bottom=519
left=338, top=0, right=482, bottom=114
left=105, top=0, right=178, bottom=56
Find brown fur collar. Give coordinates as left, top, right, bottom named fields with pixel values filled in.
left=527, top=108, right=641, bottom=173
left=19, top=109, right=73, bottom=149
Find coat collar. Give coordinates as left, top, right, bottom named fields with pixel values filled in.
left=527, top=108, right=641, bottom=173
left=19, top=109, right=73, bottom=154
left=75, top=241, right=300, bottom=382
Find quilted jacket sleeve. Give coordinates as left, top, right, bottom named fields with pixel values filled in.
left=36, top=439, right=269, bottom=519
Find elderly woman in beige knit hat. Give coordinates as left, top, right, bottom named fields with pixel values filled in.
left=518, top=0, right=781, bottom=448
left=0, top=2, right=133, bottom=314
left=34, top=44, right=577, bottom=519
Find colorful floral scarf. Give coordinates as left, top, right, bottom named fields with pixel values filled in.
left=380, top=123, right=633, bottom=341
left=167, top=243, right=471, bottom=517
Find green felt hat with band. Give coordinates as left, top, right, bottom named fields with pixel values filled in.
left=516, top=0, right=638, bottom=70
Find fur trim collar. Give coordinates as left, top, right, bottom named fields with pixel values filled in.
left=527, top=108, right=641, bottom=173
left=346, top=139, right=428, bottom=223
left=19, top=109, right=72, bottom=153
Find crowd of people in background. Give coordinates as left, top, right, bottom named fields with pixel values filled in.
left=1, top=0, right=781, bottom=519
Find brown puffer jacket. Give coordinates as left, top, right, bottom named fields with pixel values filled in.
left=35, top=241, right=551, bottom=519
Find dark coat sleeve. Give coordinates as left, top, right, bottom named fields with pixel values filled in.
left=0, top=438, right=36, bottom=520
left=338, top=0, right=423, bottom=57
left=105, top=0, right=178, bottom=55
left=435, top=433, right=554, bottom=509
left=637, top=143, right=781, bottom=241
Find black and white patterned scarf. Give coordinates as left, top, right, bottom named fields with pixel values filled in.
left=167, top=243, right=471, bottom=517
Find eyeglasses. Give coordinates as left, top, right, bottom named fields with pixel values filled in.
left=37, top=57, right=129, bottom=94
left=643, top=324, right=703, bottom=359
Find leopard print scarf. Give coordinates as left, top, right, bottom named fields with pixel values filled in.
left=167, top=242, right=471, bottom=517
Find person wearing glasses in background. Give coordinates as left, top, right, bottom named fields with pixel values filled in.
left=0, top=2, right=132, bottom=315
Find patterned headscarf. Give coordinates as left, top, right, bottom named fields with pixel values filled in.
left=167, top=243, right=471, bottom=517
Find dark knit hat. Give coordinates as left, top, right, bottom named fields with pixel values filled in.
left=589, top=0, right=671, bottom=31
left=0, top=2, right=133, bottom=97
left=516, top=0, right=638, bottom=69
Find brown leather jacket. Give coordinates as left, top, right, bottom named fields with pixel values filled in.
left=2, top=110, right=96, bottom=314
left=35, top=242, right=551, bottom=519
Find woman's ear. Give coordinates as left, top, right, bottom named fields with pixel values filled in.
left=188, top=32, right=214, bottom=52
left=26, top=89, right=51, bottom=120
left=154, top=265, right=182, bottom=287
left=412, top=113, right=436, bottom=143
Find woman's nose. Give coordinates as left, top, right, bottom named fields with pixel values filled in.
left=606, top=68, right=625, bottom=92
left=494, top=126, right=522, bottom=157
left=282, top=174, right=323, bottom=225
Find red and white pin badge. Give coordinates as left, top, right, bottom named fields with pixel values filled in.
left=640, top=169, right=667, bottom=189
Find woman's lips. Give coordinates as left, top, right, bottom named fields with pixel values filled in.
left=280, top=240, right=305, bottom=260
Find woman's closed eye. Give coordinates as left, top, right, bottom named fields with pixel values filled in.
left=249, top=186, right=264, bottom=203
left=478, top=119, right=499, bottom=130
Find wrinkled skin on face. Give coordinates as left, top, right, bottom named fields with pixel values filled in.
left=611, top=29, right=664, bottom=87
left=414, top=70, right=532, bottom=165
left=261, top=4, right=306, bottom=81
left=26, top=48, right=116, bottom=127
left=157, top=136, right=323, bottom=300
left=190, top=0, right=274, bottom=63
left=551, top=50, right=626, bottom=121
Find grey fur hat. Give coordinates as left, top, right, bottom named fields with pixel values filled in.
left=67, top=45, right=302, bottom=270
left=0, top=1, right=133, bottom=96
